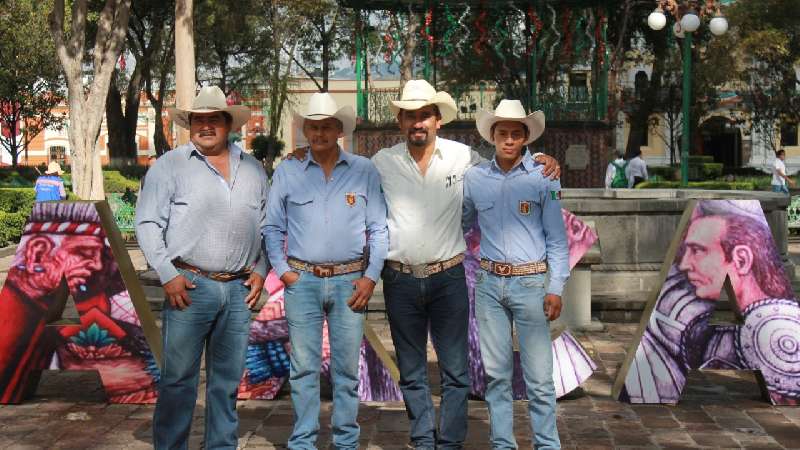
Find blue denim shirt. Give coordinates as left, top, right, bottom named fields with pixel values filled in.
left=462, top=151, right=569, bottom=296
left=135, top=142, right=269, bottom=284
left=264, top=148, right=389, bottom=282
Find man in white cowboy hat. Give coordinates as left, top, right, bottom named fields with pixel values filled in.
left=34, top=161, right=67, bottom=202
left=135, top=85, right=269, bottom=449
left=370, top=80, right=560, bottom=450
left=462, top=99, right=568, bottom=449
left=264, top=92, right=388, bottom=450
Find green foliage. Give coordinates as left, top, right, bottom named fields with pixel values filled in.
left=0, top=0, right=65, bottom=166
left=0, top=211, right=28, bottom=247
left=251, top=135, right=285, bottom=161
left=0, top=188, right=37, bottom=214
left=105, top=164, right=149, bottom=180
left=637, top=181, right=758, bottom=190
left=102, top=171, right=141, bottom=193
left=687, top=155, right=714, bottom=164
left=648, top=166, right=678, bottom=181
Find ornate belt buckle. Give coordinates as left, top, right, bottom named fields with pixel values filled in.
left=410, top=264, right=428, bottom=278
left=494, top=263, right=513, bottom=276
left=314, top=265, right=335, bottom=278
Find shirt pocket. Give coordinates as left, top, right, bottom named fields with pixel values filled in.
left=476, top=200, right=495, bottom=219
left=287, top=194, right=315, bottom=224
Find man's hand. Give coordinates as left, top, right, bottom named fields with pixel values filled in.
left=164, top=275, right=195, bottom=310
left=348, top=277, right=376, bottom=311
left=283, top=148, right=307, bottom=161
left=534, top=154, right=561, bottom=180
left=543, top=294, right=562, bottom=321
left=243, top=272, right=265, bottom=308
left=281, top=271, right=300, bottom=287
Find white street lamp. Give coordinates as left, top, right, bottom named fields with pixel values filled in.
left=709, top=15, right=729, bottom=36
left=673, top=22, right=685, bottom=38
left=680, top=12, right=701, bottom=32
left=648, top=8, right=667, bottom=30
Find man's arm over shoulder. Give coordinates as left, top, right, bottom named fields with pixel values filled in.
left=251, top=157, right=271, bottom=277
left=540, top=177, right=569, bottom=296
left=363, top=160, right=388, bottom=282
left=263, top=163, right=291, bottom=278
left=462, top=166, right=479, bottom=234
left=135, top=155, right=179, bottom=284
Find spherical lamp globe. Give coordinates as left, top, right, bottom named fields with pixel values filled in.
left=680, top=12, right=701, bottom=33
left=709, top=16, right=728, bottom=36
left=648, top=9, right=667, bottom=30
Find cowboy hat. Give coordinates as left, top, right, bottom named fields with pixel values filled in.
left=389, top=80, right=458, bottom=124
left=293, top=92, right=356, bottom=135
left=45, top=161, right=63, bottom=175
left=476, top=99, right=545, bottom=146
left=168, top=86, right=251, bottom=130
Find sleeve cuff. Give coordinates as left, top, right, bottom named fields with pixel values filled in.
left=364, top=265, right=381, bottom=283
left=273, top=261, right=291, bottom=279
left=156, top=262, right=180, bottom=285
left=546, top=278, right=568, bottom=297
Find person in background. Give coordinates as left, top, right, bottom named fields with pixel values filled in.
left=605, top=150, right=629, bottom=188
left=34, top=161, right=67, bottom=202
left=627, top=149, right=648, bottom=188
left=772, top=149, right=795, bottom=194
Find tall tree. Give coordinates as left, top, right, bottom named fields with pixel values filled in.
left=49, top=0, right=132, bottom=199
left=0, top=0, right=65, bottom=166
left=105, top=0, right=174, bottom=165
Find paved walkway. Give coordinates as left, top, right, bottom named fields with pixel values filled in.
left=1, top=246, right=800, bottom=449
left=1, top=322, right=799, bottom=449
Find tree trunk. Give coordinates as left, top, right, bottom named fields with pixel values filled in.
left=105, top=80, right=140, bottom=165
left=174, top=0, right=195, bottom=146
left=49, top=0, right=132, bottom=200
left=399, top=11, right=419, bottom=89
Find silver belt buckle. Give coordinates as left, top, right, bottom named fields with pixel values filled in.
left=410, top=264, right=428, bottom=278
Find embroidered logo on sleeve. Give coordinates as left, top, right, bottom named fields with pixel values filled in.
left=550, top=190, right=562, bottom=200
left=345, top=192, right=356, bottom=207
left=519, top=200, right=531, bottom=215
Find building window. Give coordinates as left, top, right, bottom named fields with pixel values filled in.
left=781, top=123, right=798, bottom=147
left=49, top=146, right=67, bottom=166
left=569, top=73, right=589, bottom=102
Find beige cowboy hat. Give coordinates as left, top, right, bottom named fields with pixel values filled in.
left=293, top=92, right=356, bottom=135
left=45, top=161, right=63, bottom=175
left=476, top=99, right=545, bottom=146
left=389, top=79, right=458, bottom=124
left=168, top=86, right=251, bottom=130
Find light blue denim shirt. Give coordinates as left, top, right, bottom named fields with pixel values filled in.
left=462, top=151, right=569, bottom=296
left=264, top=148, right=388, bottom=282
left=135, top=142, right=269, bottom=284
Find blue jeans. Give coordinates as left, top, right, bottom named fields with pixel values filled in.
left=284, top=271, right=365, bottom=450
left=474, top=270, right=559, bottom=450
left=153, top=269, right=251, bottom=450
left=382, top=264, right=470, bottom=450
left=772, top=184, right=789, bottom=194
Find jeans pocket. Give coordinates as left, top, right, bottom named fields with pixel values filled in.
left=474, top=270, right=486, bottom=284
left=519, top=274, right=545, bottom=289
left=381, top=265, right=400, bottom=284
left=443, top=263, right=465, bottom=280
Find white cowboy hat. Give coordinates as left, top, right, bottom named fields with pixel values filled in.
left=45, top=161, right=63, bottom=175
left=389, top=79, right=458, bottom=124
left=476, top=99, right=545, bottom=146
left=293, top=92, right=356, bottom=135
left=168, top=86, right=251, bottom=130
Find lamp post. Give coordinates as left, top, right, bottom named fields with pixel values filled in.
left=647, top=2, right=728, bottom=186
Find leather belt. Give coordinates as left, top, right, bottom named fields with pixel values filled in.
left=480, top=259, right=547, bottom=277
left=287, top=257, right=364, bottom=278
left=173, top=259, right=251, bottom=282
left=386, top=254, right=465, bottom=279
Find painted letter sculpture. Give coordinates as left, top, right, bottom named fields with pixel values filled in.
left=614, top=199, right=800, bottom=405
left=0, top=202, right=161, bottom=404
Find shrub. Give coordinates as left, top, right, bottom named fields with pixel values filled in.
left=636, top=180, right=757, bottom=190
left=0, top=211, right=28, bottom=247
left=687, top=155, right=714, bottom=164
left=648, top=166, right=678, bottom=181
left=105, top=164, right=149, bottom=180
left=0, top=188, right=37, bottom=214
left=103, top=170, right=141, bottom=193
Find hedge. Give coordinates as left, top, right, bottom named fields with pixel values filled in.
left=0, top=211, right=28, bottom=247
left=636, top=180, right=758, bottom=190
left=0, top=188, right=37, bottom=215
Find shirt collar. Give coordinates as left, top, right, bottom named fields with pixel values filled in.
left=404, top=136, right=444, bottom=162
left=186, top=141, right=243, bottom=160
left=490, top=149, right=535, bottom=174
left=302, top=146, right=350, bottom=171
